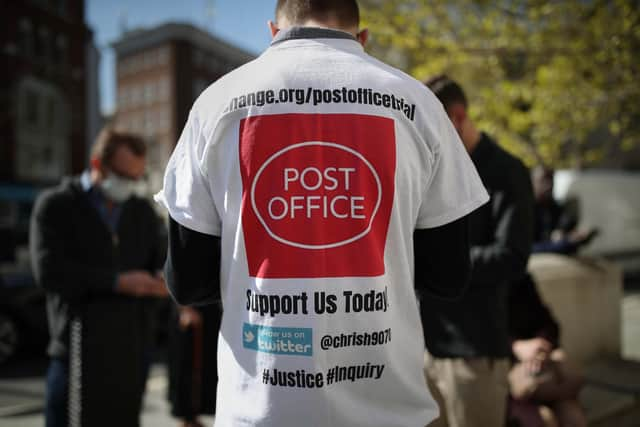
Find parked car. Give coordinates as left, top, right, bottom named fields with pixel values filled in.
left=0, top=187, right=48, bottom=365
left=0, top=269, right=48, bottom=365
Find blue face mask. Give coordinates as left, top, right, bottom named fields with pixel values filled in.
left=100, top=172, right=148, bottom=202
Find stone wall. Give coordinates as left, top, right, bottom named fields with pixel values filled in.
left=528, top=253, right=623, bottom=366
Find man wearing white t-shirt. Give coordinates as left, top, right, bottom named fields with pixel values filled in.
left=156, top=1, right=488, bottom=426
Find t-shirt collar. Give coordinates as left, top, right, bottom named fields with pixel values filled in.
left=271, top=26, right=358, bottom=46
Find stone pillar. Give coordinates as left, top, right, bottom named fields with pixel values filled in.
left=528, top=253, right=623, bottom=366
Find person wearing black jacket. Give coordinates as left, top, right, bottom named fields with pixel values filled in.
left=167, top=301, right=222, bottom=427
left=30, top=129, right=167, bottom=427
left=507, top=273, right=586, bottom=427
left=421, top=76, right=534, bottom=427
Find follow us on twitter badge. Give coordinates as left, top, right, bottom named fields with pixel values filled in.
left=243, top=323, right=313, bottom=357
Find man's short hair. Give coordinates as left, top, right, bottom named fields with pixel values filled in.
left=91, top=127, right=146, bottom=167
left=275, top=0, right=360, bottom=29
left=424, top=75, right=468, bottom=111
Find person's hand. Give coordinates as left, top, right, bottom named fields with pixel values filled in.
left=568, top=228, right=599, bottom=246
left=116, top=271, right=168, bottom=297
left=151, top=273, right=169, bottom=297
left=179, top=306, right=203, bottom=330
left=522, top=357, right=545, bottom=376
left=512, top=337, right=552, bottom=363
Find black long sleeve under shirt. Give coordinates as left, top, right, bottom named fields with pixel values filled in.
left=165, top=215, right=471, bottom=308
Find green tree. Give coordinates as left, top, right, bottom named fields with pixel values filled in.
left=361, top=0, right=640, bottom=168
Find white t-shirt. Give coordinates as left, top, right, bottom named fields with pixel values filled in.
left=156, top=28, right=488, bottom=427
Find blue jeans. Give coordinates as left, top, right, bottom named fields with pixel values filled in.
left=45, top=358, right=68, bottom=427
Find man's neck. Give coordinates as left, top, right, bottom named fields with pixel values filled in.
left=462, top=125, right=482, bottom=154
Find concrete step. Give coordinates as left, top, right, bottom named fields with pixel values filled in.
left=581, top=385, right=639, bottom=426
left=581, top=357, right=640, bottom=427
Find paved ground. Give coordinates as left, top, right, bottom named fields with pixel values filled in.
left=0, top=361, right=214, bottom=427
left=1, top=291, right=639, bottom=426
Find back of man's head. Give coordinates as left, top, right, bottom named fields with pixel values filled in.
left=275, top=0, right=360, bottom=31
left=424, top=75, right=468, bottom=112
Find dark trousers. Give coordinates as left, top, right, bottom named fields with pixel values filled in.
left=45, top=358, right=68, bottom=427
left=44, top=354, right=152, bottom=427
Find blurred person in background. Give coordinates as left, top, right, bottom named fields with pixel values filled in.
left=167, top=302, right=222, bottom=427
left=30, top=128, right=168, bottom=427
left=422, top=75, right=534, bottom=427
left=508, top=167, right=589, bottom=427
left=508, top=273, right=586, bottom=427
left=530, top=166, right=598, bottom=255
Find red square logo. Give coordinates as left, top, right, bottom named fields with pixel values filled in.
left=239, top=114, right=396, bottom=278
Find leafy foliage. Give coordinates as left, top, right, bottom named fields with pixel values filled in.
left=361, top=0, right=640, bottom=168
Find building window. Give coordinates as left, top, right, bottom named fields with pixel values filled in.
left=138, top=119, right=145, bottom=135
left=129, top=113, right=143, bottom=135
left=56, top=0, right=67, bottom=17
left=119, top=58, right=131, bottom=76
left=144, top=50, right=157, bottom=69
left=192, top=78, right=209, bottom=99
left=19, top=19, right=33, bottom=57
left=55, top=34, right=68, bottom=67
left=118, top=87, right=126, bottom=109
left=24, top=89, right=39, bottom=126
left=117, top=87, right=128, bottom=109
left=36, top=27, right=50, bottom=61
left=192, top=50, right=204, bottom=67
left=16, top=79, right=71, bottom=181
left=130, top=85, right=142, bottom=107
left=45, top=96, right=56, bottom=128
left=144, top=82, right=156, bottom=105
left=158, top=78, right=170, bottom=101
left=144, top=111, right=154, bottom=136
left=158, top=46, right=169, bottom=65
left=117, top=114, right=133, bottom=133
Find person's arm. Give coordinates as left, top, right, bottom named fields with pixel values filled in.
left=155, top=109, right=222, bottom=305
left=414, top=214, right=471, bottom=301
left=164, top=217, right=221, bottom=306
left=532, top=239, right=575, bottom=254
left=470, top=162, right=534, bottom=284
left=30, top=191, right=116, bottom=300
left=146, top=203, right=168, bottom=273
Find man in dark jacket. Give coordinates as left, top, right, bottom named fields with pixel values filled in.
left=30, top=128, right=167, bottom=427
left=421, top=76, right=534, bottom=427
left=530, top=165, right=597, bottom=255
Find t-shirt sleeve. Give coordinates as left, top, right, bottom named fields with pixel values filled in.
left=416, top=112, right=489, bottom=229
left=155, top=110, right=221, bottom=236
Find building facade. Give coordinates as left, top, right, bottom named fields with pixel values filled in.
left=111, top=23, right=255, bottom=191
left=1, top=0, right=97, bottom=267
left=1, top=0, right=95, bottom=185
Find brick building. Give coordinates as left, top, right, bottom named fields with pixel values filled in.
left=0, top=0, right=98, bottom=264
left=111, top=23, right=255, bottom=191
left=1, top=0, right=96, bottom=186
